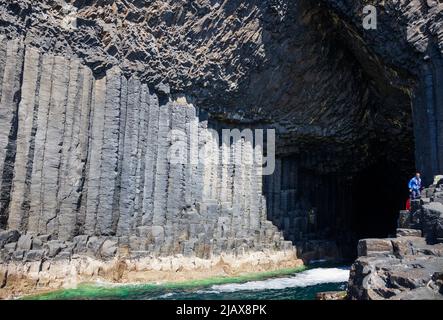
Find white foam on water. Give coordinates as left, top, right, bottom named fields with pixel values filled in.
left=156, top=292, right=176, bottom=299
left=210, top=267, right=350, bottom=293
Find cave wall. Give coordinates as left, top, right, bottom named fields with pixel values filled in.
left=322, top=0, right=443, bottom=184
left=0, top=0, right=435, bottom=263
left=413, top=43, right=443, bottom=185
left=0, top=38, right=293, bottom=257
left=264, top=155, right=353, bottom=260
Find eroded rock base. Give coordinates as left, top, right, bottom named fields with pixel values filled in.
left=0, top=249, right=302, bottom=299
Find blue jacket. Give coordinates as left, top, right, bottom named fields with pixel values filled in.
left=408, top=177, right=422, bottom=191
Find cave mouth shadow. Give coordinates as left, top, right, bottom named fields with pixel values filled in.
left=350, top=160, right=410, bottom=243
left=264, top=154, right=413, bottom=263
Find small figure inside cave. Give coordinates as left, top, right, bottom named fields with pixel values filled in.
left=408, top=172, right=422, bottom=200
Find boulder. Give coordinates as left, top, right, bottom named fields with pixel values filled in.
left=348, top=255, right=443, bottom=300
left=357, top=239, right=393, bottom=257
left=421, top=202, right=443, bottom=243
left=391, top=236, right=426, bottom=257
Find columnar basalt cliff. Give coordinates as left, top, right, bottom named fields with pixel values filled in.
left=0, top=0, right=442, bottom=298
left=0, top=39, right=300, bottom=297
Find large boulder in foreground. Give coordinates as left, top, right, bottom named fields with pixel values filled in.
left=421, top=202, right=443, bottom=244
left=348, top=255, right=443, bottom=300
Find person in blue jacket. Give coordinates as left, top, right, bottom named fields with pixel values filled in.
left=408, top=172, right=422, bottom=200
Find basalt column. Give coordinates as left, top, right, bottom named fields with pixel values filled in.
left=0, top=39, right=295, bottom=261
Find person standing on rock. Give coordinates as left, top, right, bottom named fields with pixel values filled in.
left=408, top=172, right=422, bottom=200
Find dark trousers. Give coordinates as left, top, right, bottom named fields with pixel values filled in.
left=410, top=189, right=421, bottom=200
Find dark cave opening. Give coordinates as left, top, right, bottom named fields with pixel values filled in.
left=265, top=148, right=414, bottom=262
left=349, top=160, right=410, bottom=243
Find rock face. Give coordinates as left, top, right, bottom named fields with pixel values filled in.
left=0, top=0, right=434, bottom=262
left=0, top=37, right=300, bottom=297
left=322, top=0, right=443, bottom=186
left=0, top=0, right=442, bottom=298
left=0, top=38, right=294, bottom=250
left=347, top=183, right=443, bottom=300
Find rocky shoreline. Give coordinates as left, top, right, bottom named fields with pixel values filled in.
left=0, top=246, right=301, bottom=299
left=346, top=182, right=443, bottom=300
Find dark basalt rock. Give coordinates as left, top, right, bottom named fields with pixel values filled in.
left=348, top=184, right=443, bottom=300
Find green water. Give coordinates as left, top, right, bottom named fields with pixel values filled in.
left=25, top=265, right=349, bottom=300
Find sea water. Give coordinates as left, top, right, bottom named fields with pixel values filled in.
left=27, top=265, right=350, bottom=300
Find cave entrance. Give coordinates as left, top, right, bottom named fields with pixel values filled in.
left=349, top=159, right=411, bottom=244
left=264, top=149, right=414, bottom=262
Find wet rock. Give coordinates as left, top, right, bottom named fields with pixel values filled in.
left=316, top=291, right=347, bottom=300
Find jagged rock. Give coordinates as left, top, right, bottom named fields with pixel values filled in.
left=391, top=236, right=426, bottom=258
left=53, top=250, right=71, bottom=261
left=12, top=250, right=24, bottom=261
left=1, top=0, right=441, bottom=299
left=398, top=211, right=411, bottom=229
